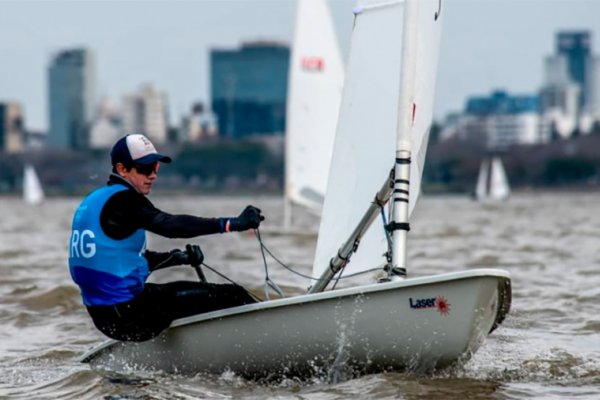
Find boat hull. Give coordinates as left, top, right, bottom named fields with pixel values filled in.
left=80, top=269, right=511, bottom=378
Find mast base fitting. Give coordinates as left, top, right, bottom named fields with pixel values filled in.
left=379, top=266, right=407, bottom=282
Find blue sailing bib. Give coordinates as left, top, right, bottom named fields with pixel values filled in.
left=68, top=184, right=149, bottom=306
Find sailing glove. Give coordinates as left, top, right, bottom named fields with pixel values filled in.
left=228, top=205, right=264, bottom=232
left=148, top=248, right=188, bottom=271
left=185, top=244, right=204, bottom=266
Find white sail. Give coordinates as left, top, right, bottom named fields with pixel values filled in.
left=475, top=158, right=490, bottom=200
left=489, top=156, right=510, bottom=200
left=474, top=156, right=510, bottom=201
left=23, top=164, right=45, bottom=205
left=284, top=0, right=345, bottom=223
left=312, top=0, right=443, bottom=278
left=396, top=0, right=443, bottom=211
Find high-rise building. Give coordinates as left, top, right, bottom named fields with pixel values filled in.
left=556, top=31, right=591, bottom=93
left=210, top=42, right=290, bottom=138
left=47, top=48, right=95, bottom=149
left=540, top=31, right=599, bottom=135
left=122, top=84, right=168, bottom=144
left=541, top=52, right=581, bottom=137
left=0, top=102, right=25, bottom=153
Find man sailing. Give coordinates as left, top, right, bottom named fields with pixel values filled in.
left=69, top=134, right=263, bottom=341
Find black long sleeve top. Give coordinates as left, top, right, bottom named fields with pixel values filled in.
left=100, top=174, right=228, bottom=270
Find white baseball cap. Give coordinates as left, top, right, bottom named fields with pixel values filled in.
left=110, top=134, right=172, bottom=166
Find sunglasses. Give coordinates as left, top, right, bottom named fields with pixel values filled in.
left=133, top=163, right=160, bottom=176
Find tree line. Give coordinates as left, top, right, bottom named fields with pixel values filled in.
left=0, top=133, right=599, bottom=196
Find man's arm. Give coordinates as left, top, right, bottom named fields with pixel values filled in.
left=101, top=189, right=225, bottom=240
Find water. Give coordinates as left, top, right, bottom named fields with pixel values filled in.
left=1, top=192, right=599, bottom=399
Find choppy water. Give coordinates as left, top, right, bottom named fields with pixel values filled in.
left=1, top=192, right=599, bottom=399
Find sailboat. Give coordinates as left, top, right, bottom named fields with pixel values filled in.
left=281, top=0, right=345, bottom=233
left=80, top=0, right=511, bottom=378
left=474, top=156, right=510, bottom=202
left=23, top=164, right=45, bottom=205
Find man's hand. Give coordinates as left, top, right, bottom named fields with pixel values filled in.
left=185, top=244, right=204, bottom=266
left=229, top=205, right=265, bottom=232
left=149, top=248, right=187, bottom=271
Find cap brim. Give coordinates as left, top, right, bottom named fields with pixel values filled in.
left=135, top=153, right=172, bottom=164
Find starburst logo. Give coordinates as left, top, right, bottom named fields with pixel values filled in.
left=435, top=296, right=451, bottom=316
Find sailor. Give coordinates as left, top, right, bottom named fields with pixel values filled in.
left=68, top=134, right=263, bottom=342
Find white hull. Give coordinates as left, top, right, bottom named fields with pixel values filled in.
left=81, top=269, right=511, bottom=378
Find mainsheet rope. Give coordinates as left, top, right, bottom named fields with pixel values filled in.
left=194, top=221, right=388, bottom=301
left=252, top=213, right=389, bottom=296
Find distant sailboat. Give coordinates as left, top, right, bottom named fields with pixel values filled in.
left=283, top=0, right=345, bottom=231
left=23, top=164, right=45, bottom=205
left=474, top=156, right=510, bottom=201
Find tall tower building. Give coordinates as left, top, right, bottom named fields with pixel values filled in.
left=556, top=31, right=591, bottom=91
left=540, top=31, right=597, bottom=135
left=211, top=42, right=290, bottom=138
left=122, top=84, right=168, bottom=144
left=554, top=31, right=592, bottom=109
left=0, top=102, right=25, bottom=153
left=47, top=48, right=96, bottom=149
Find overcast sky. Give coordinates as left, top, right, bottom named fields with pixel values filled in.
left=1, top=0, right=598, bottom=131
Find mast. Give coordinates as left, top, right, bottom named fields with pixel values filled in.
left=282, top=0, right=299, bottom=232
left=390, top=0, right=419, bottom=277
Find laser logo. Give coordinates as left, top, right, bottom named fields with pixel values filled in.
left=409, top=296, right=451, bottom=316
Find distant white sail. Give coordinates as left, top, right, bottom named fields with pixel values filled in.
left=475, top=158, right=490, bottom=200
left=312, top=0, right=443, bottom=278
left=475, top=156, right=510, bottom=201
left=23, top=164, right=45, bottom=205
left=489, top=157, right=510, bottom=200
left=284, top=0, right=345, bottom=224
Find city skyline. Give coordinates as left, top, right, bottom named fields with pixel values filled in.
left=1, top=0, right=599, bottom=132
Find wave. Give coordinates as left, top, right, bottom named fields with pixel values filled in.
left=19, top=286, right=82, bottom=313
left=0, top=369, right=109, bottom=400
